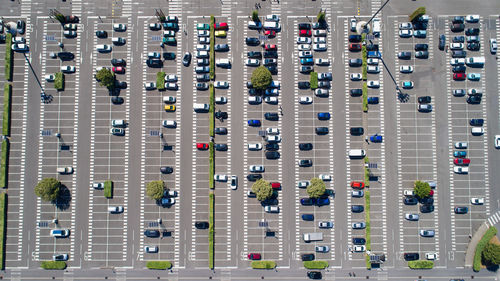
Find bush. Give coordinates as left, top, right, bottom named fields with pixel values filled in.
left=210, top=15, right=215, bottom=80
left=362, top=82, right=368, bottom=112
left=35, top=178, right=61, bottom=202
left=483, top=242, right=500, bottom=265
left=366, top=255, right=371, bottom=269
left=310, top=72, right=318, bottom=90
left=474, top=226, right=498, bottom=271
left=251, top=179, right=272, bottom=201
left=3, top=83, right=12, bottom=136
left=362, top=46, right=367, bottom=81
left=364, top=156, right=370, bottom=187
left=54, top=13, right=66, bottom=24
left=414, top=180, right=431, bottom=198
left=303, top=260, right=328, bottom=269
left=409, top=7, right=426, bottom=23
left=104, top=180, right=113, bottom=198
left=146, top=180, right=164, bottom=200
left=156, top=72, right=166, bottom=91
left=209, top=192, right=215, bottom=269
left=0, top=192, right=6, bottom=270
left=54, top=72, right=65, bottom=91
left=251, top=66, right=272, bottom=90
left=5, top=33, right=13, bottom=82
left=408, top=260, right=434, bottom=269
left=209, top=83, right=215, bottom=137
left=0, top=140, right=9, bottom=189
left=251, top=261, right=276, bottom=269
left=41, top=261, right=67, bottom=270
left=365, top=190, right=371, bottom=251
left=252, top=10, right=259, bottom=22
left=209, top=142, right=214, bottom=189
left=146, top=261, right=172, bottom=270
left=307, top=177, right=326, bottom=198
left=96, top=68, right=115, bottom=89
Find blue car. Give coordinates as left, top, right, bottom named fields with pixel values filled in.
left=367, top=97, right=379, bottom=104
left=370, top=134, right=383, bottom=143
left=316, top=197, right=330, bottom=206
left=317, top=112, right=331, bottom=120
left=248, top=119, right=261, bottom=127
left=300, top=58, right=314, bottom=65
left=367, top=51, right=381, bottom=58
left=454, top=151, right=467, bottom=158
left=467, top=73, right=481, bottom=81
left=163, top=22, right=179, bottom=30
left=300, top=198, right=316, bottom=206
left=414, top=30, right=427, bottom=38
left=302, top=214, right=314, bottom=221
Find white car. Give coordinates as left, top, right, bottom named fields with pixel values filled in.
left=313, top=37, right=326, bottom=44
left=471, top=127, right=484, bottom=136
left=60, top=65, right=76, bottom=73
left=298, top=44, right=311, bottom=51
left=45, top=74, right=55, bottom=82
left=495, top=135, right=500, bottom=149
left=399, top=29, right=413, bottom=38
left=248, top=96, right=262, bottom=104
left=148, top=52, right=161, bottom=59
left=298, top=181, right=310, bottom=188
left=266, top=14, right=280, bottom=22
left=297, top=37, right=312, bottom=44
left=248, top=143, right=262, bottom=151
left=196, top=44, right=210, bottom=51
left=264, top=96, right=278, bottom=104
left=92, top=182, right=104, bottom=189
left=165, top=74, right=178, bottom=82
left=471, top=198, right=485, bottom=205
left=11, top=43, right=29, bottom=52
left=318, top=221, right=333, bottom=228
left=455, top=142, right=468, bottom=149
left=214, top=174, right=228, bottom=182
left=162, top=120, right=177, bottom=128
left=266, top=127, right=280, bottom=135
left=425, top=253, right=437, bottom=260
left=450, top=58, right=465, bottom=66
left=52, top=254, right=69, bottom=261
left=400, top=65, right=413, bottom=73
left=299, top=96, right=313, bottom=104
left=367, top=80, right=380, bottom=88
left=198, top=37, right=209, bottom=44
left=248, top=21, right=262, bottom=30
left=367, top=66, right=380, bottom=74
left=198, top=30, right=210, bottom=37
left=403, top=190, right=415, bottom=196
left=350, top=73, right=362, bottom=81
left=164, top=83, right=178, bottom=90
left=215, top=96, right=227, bottom=104
left=144, top=82, right=156, bottom=90
left=246, top=59, right=260, bottom=66
left=465, top=15, right=480, bottom=23
left=264, top=206, right=279, bottom=213
left=315, top=246, right=330, bottom=253
left=265, top=135, right=281, bottom=143
left=367, top=58, right=379, bottom=65
left=50, top=229, right=70, bottom=238
left=454, top=166, right=469, bottom=174
left=63, top=30, right=77, bottom=38
left=399, top=22, right=413, bottom=30
left=314, top=30, right=327, bottom=37
left=319, top=174, right=331, bottom=181
left=315, top=58, right=330, bottom=66
left=144, top=246, right=158, bottom=253
left=353, top=245, right=366, bottom=252
left=490, top=39, right=498, bottom=54
left=313, top=44, right=327, bottom=51
left=450, top=43, right=464, bottom=50
left=96, top=44, right=112, bottom=52
left=108, top=206, right=124, bottom=213
left=214, top=81, right=229, bottom=89
left=113, top=23, right=127, bottom=31
left=314, top=89, right=329, bottom=97
left=230, top=175, right=238, bottom=190
left=299, top=51, right=312, bottom=58
left=12, top=36, right=26, bottom=43
left=350, top=18, right=357, bottom=32
left=405, top=213, right=419, bottom=221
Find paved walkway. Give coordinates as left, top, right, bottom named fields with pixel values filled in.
left=464, top=222, right=490, bottom=268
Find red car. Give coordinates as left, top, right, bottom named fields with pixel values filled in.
left=429, top=190, right=434, bottom=196
left=112, top=66, right=125, bottom=74
left=263, top=44, right=277, bottom=51
left=214, top=22, right=228, bottom=30
left=264, top=30, right=276, bottom=37
left=454, top=158, right=471, bottom=166
left=248, top=253, right=261, bottom=260
left=197, top=143, right=209, bottom=150
left=349, top=43, right=361, bottom=52
left=351, top=181, right=365, bottom=189
left=271, top=182, right=281, bottom=189
left=453, top=73, right=465, bottom=80
left=299, top=29, right=312, bottom=37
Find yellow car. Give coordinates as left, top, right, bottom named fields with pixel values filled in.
left=164, top=105, right=176, bottom=112
left=215, top=30, right=226, bottom=37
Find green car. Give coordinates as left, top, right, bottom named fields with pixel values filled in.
left=196, top=23, right=210, bottom=30
left=163, top=37, right=176, bottom=45
left=163, top=22, right=178, bottom=30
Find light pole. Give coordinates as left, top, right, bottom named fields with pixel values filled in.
left=22, top=52, right=46, bottom=97
left=378, top=56, right=409, bottom=102
left=363, top=0, right=390, bottom=30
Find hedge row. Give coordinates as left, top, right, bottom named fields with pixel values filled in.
left=156, top=72, right=166, bottom=91
left=408, top=260, right=434, bottom=269
left=5, top=33, right=13, bottom=82
left=104, top=180, right=113, bottom=198
left=362, top=82, right=368, bottom=112
left=473, top=226, right=498, bottom=272
left=0, top=140, right=9, bottom=189
left=0, top=193, right=6, bottom=270
left=303, top=260, right=328, bottom=269
left=209, top=142, right=214, bottom=189
left=146, top=261, right=172, bottom=270
left=209, top=83, right=215, bottom=137
left=54, top=72, right=65, bottom=91
left=209, top=192, right=215, bottom=269
left=310, top=72, right=318, bottom=90
left=409, top=7, right=426, bottom=23
left=251, top=260, right=276, bottom=269
left=3, top=83, right=11, bottom=136
left=41, top=261, right=67, bottom=270
left=364, top=156, right=370, bottom=187
left=365, top=190, right=371, bottom=250
left=209, top=15, right=215, bottom=80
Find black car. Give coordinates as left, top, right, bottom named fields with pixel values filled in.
left=111, top=58, right=126, bottom=66
left=352, top=205, right=364, bottom=213
left=298, top=23, right=312, bottom=30
left=267, top=66, right=278, bottom=75
left=247, top=174, right=262, bottom=181
left=316, top=127, right=328, bottom=135
left=451, top=50, right=466, bottom=58
left=144, top=229, right=161, bottom=238
left=318, top=81, right=330, bottom=89
left=350, top=89, right=362, bottom=97
left=307, top=271, right=322, bottom=280
left=452, top=65, right=466, bottom=73
left=467, top=95, right=482, bottom=104
left=455, top=206, right=468, bottom=214
left=350, top=127, right=364, bottom=136
left=114, top=80, right=127, bottom=89
left=56, top=52, right=74, bottom=62
left=439, top=34, right=446, bottom=50
left=160, top=166, right=173, bottom=174
left=412, top=22, right=427, bottom=30
left=265, top=151, right=280, bottom=159
left=298, top=81, right=310, bottom=89
left=301, top=253, right=315, bottom=261
left=215, top=127, right=227, bottom=135
left=246, top=37, right=260, bottom=46
left=404, top=253, right=419, bottom=261
left=215, top=144, right=228, bottom=151
left=414, top=43, right=428, bottom=51
left=420, top=197, right=434, bottom=205
left=0, top=35, right=5, bottom=44
left=248, top=88, right=260, bottom=95
left=182, top=52, right=192, bottom=66
left=261, top=198, right=278, bottom=206
left=65, top=15, right=79, bottom=23
left=197, top=74, right=210, bottom=82
left=195, top=221, right=209, bottom=229
left=420, top=204, right=435, bottom=213
left=264, top=112, right=279, bottom=121
left=349, top=58, right=362, bottom=67
left=299, top=143, right=313, bottom=151
left=247, top=51, right=262, bottom=58
left=417, top=96, right=431, bottom=103
left=266, top=143, right=279, bottom=151
left=467, top=42, right=480, bottom=51
left=366, top=44, right=379, bottom=51
left=215, top=44, right=229, bottom=52
left=16, top=20, right=26, bottom=34
left=415, top=51, right=429, bottom=59
left=352, top=237, right=366, bottom=245
left=196, top=83, right=209, bottom=90
left=452, top=16, right=464, bottom=24
left=300, top=66, right=313, bottom=74
left=299, top=159, right=313, bottom=167
left=453, top=36, right=465, bottom=43
left=96, top=30, right=108, bottom=38
left=146, top=59, right=163, bottom=68
left=451, top=23, right=465, bottom=32
left=404, top=197, right=418, bottom=205
left=246, top=81, right=253, bottom=88
left=465, top=28, right=480, bottom=36
left=348, top=34, right=362, bottom=42
left=163, top=52, right=176, bottom=60
left=264, top=51, right=278, bottom=58
left=215, top=111, right=228, bottom=120
left=470, top=119, right=484, bottom=126
left=398, top=51, right=411, bottom=60
left=111, top=96, right=124, bottom=104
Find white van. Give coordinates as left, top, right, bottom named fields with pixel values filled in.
left=348, top=149, right=366, bottom=158
left=372, top=18, right=381, bottom=36
left=216, top=58, right=231, bottom=67
left=471, top=127, right=484, bottom=136
left=193, top=103, right=210, bottom=112
left=263, top=21, right=281, bottom=31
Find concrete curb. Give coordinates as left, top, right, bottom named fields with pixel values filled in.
left=464, top=222, right=489, bottom=268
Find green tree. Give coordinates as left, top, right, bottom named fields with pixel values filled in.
left=413, top=180, right=430, bottom=198
left=95, top=68, right=115, bottom=89
left=307, top=178, right=326, bottom=198
left=35, top=178, right=61, bottom=202
left=409, top=7, right=426, bottom=22
left=146, top=180, right=164, bottom=200
left=483, top=242, right=500, bottom=265
left=317, top=11, right=326, bottom=23
left=252, top=10, right=259, bottom=22
left=55, top=13, right=66, bottom=24
left=251, top=179, right=272, bottom=201
left=251, top=66, right=272, bottom=90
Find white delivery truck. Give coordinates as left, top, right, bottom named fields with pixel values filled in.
left=303, top=232, right=323, bottom=242
left=466, top=57, right=485, bottom=67
left=372, top=18, right=381, bottom=36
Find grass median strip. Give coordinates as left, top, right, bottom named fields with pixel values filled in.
left=303, top=260, right=328, bottom=269
left=146, top=261, right=172, bottom=270
left=41, top=261, right=67, bottom=270
left=104, top=180, right=113, bottom=198
left=251, top=261, right=276, bottom=269
left=364, top=156, right=370, bottom=187
left=54, top=72, right=65, bottom=91
left=5, top=33, right=13, bottom=82
left=156, top=72, right=166, bottom=91
left=3, top=83, right=12, bottom=136
left=0, top=192, right=6, bottom=269
left=209, top=83, right=215, bottom=137
left=210, top=15, right=215, bottom=80
left=474, top=226, right=498, bottom=272
left=310, top=71, right=318, bottom=90
left=408, top=260, right=434, bottom=269
left=209, top=192, right=215, bottom=269
left=0, top=140, right=9, bottom=189
left=209, top=142, right=214, bottom=189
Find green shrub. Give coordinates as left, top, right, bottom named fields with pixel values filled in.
left=317, top=11, right=326, bottom=23
left=303, top=260, right=328, bottom=269
left=5, top=33, right=13, bottom=82
left=474, top=226, right=498, bottom=271
left=54, top=72, right=65, bottom=91
left=104, top=180, right=113, bottom=198
left=252, top=10, right=259, bottom=22
left=310, top=72, right=318, bottom=90
left=156, top=72, right=166, bottom=91
left=251, top=261, right=276, bottom=269
left=365, top=190, right=371, bottom=251
left=209, top=83, right=215, bottom=137
left=146, top=261, right=172, bottom=270
left=209, top=142, right=214, bottom=189
left=41, top=261, right=67, bottom=270
left=362, top=82, right=368, bottom=112
left=209, top=192, right=215, bottom=269
left=0, top=192, right=6, bottom=269
left=3, top=83, right=12, bottom=136
left=210, top=15, right=215, bottom=80
left=251, top=66, right=272, bottom=90
left=0, top=140, right=9, bottom=189
left=409, top=7, right=426, bottom=22
left=366, top=255, right=371, bottom=269
left=408, top=260, right=434, bottom=269
left=362, top=45, right=367, bottom=80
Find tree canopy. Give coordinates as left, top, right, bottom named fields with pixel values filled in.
left=317, top=11, right=326, bottom=23
left=307, top=177, right=326, bottom=198
left=146, top=180, right=164, bottom=200
left=251, top=66, right=272, bottom=90
left=251, top=10, right=259, bottom=22
left=251, top=179, right=273, bottom=201
left=96, top=68, right=115, bottom=89
left=483, top=242, right=500, bottom=265
left=413, top=180, right=431, bottom=198
left=35, top=178, right=61, bottom=202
